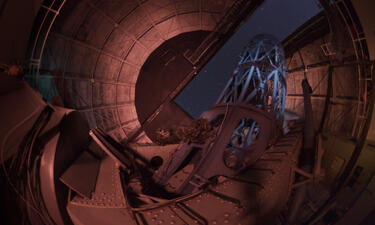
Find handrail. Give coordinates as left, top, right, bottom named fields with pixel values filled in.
left=25, top=0, right=66, bottom=90
left=334, top=0, right=372, bottom=139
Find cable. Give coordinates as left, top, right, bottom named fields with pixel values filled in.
left=1, top=106, right=56, bottom=225
left=216, top=103, right=230, bottom=137
left=0, top=105, right=43, bottom=217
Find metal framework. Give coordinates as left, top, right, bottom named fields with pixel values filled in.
left=25, top=0, right=66, bottom=89
left=225, top=117, right=261, bottom=169
left=25, top=0, right=255, bottom=144
left=334, top=0, right=372, bottom=139
left=230, top=118, right=260, bottom=149
left=217, top=34, right=287, bottom=121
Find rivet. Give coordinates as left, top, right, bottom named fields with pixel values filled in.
left=170, top=221, right=175, bottom=225
left=224, top=219, right=229, bottom=223
left=154, top=214, right=159, bottom=218
left=224, top=213, right=230, bottom=217
left=170, top=214, right=175, bottom=218
left=160, top=209, right=165, bottom=213
left=212, top=221, right=217, bottom=224
left=158, top=220, right=164, bottom=224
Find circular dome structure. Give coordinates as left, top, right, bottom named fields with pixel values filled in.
left=1, top=0, right=374, bottom=224
left=25, top=0, right=248, bottom=145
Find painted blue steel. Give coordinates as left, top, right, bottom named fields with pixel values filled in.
left=217, top=34, right=286, bottom=121
left=230, top=118, right=259, bottom=149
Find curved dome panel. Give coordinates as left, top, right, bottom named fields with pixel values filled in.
left=40, top=0, right=236, bottom=144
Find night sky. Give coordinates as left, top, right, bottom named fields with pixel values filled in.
left=175, top=0, right=321, bottom=118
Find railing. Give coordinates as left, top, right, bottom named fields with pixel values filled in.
left=25, top=0, right=66, bottom=90
left=334, top=0, right=372, bottom=139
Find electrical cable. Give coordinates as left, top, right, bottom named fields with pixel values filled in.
left=0, top=105, right=44, bottom=220
left=1, top=105, right=56, bottom=225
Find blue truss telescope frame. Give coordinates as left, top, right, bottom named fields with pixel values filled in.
left=216, top=34, right=287, bottom=121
